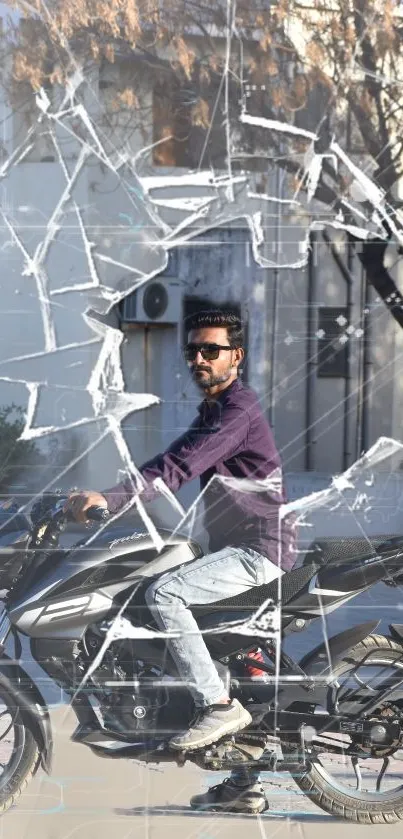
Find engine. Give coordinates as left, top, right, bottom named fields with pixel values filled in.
left=80, top=627, right=195, bottom=738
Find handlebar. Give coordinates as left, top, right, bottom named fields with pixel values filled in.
left=85, top=506, right=110, bottom=523
left=29, top=498, right=110, bottom=551
left=5, top=496, right=111, bottom=595
left=60, top=503, right=110, bottom=526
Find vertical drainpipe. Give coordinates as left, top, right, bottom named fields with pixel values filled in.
left=305, top=232, right=316, bottom=471
left=355, top=261, right=365, bottom=457
left=361, top=270, right=372, bottom=452
left=343, top=239, right=353, bottom=470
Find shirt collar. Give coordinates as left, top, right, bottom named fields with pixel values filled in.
left=197, top=378, right=243, bottom=415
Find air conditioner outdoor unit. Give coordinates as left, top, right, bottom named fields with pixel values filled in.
left=121, top=279, right=182, bottom=325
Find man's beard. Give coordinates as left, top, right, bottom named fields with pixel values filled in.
left=191, top=365, right=233, bottom=389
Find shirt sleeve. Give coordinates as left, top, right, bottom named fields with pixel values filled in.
left=102, top=402, right=251, bottom=514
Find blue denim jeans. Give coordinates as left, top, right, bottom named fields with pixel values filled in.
left=144, top=545, right=283, bottom=708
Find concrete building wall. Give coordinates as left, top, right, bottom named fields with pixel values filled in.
left=0, top=57, right=400, bottom=518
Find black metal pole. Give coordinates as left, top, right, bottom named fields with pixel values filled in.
left=321, top=229, right=354, bottom=469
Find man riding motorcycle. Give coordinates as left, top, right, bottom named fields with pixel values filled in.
left=64, top=309, right=296, bottom=814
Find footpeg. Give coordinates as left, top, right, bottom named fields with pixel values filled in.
left=71, top=724, right=131, bottom=746
left=71, top=722, right=101, bottom=744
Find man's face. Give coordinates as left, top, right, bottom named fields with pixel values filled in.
left=186, top=326, right=242, bottom=390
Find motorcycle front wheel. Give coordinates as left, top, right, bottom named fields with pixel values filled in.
left=288, top=634, right=403, bottom=824
left=0, top=683, right=40, bottom=814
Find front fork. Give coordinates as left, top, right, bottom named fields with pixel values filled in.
left=0, top=609, right=53, bottom=773
left=0, top=611, right=98, bottom=742
left=0, top=610, right=11, bottom=653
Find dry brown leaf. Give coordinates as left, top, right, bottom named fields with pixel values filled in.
left=172, top=35, right=195, bottom=80
left=191, top=98, right=210, bottom=128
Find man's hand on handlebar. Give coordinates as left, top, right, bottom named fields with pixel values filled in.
left=63, top=491, right=108, bottom=524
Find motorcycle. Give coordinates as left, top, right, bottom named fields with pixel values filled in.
left=0, top=491, right=403, bottom=823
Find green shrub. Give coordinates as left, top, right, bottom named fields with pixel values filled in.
left=0, top=404, right=40, bottom=492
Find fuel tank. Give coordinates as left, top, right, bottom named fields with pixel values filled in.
left=8, top=526, right=203, bottom=639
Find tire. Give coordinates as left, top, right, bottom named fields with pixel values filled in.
left=0, top=684, right=40, bottom=815
left=288, top=634, right=403, bottom=824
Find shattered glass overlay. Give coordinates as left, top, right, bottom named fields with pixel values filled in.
left=2, top=67, right=402, bottom=541
left=0, top=0, right=403, bottom=830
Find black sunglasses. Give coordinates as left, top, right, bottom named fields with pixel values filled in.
left=184, top=342, right=233, bottom=361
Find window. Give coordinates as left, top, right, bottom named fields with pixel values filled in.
left=152, top=83, right=193, bottom=167
left=152, top=77, right=229, bottom=169
left=317, top=307, right=348, bottom=378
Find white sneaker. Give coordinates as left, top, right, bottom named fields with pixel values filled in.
left=169, top=699, right=252, bottom=752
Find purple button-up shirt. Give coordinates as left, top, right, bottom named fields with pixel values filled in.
left=103, top=378, right=296, bottom=570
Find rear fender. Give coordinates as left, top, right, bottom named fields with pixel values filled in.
left=0, top=653, right=52, bottom=774
left=299, top=620, right=380, bottom=676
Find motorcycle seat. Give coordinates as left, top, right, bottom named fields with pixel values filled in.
left=123, top=534, right=403, bottom=626
left=192, top=562, right=320, bottom=615
left=193, top=533, right=403, bottom=616
left=303, top=534, right=403, bottom=567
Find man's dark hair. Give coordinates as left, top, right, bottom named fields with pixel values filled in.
left=184, top=309, right=244, bottom=348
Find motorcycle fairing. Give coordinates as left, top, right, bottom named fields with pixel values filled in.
left=8, top=528, right=201, bottom=639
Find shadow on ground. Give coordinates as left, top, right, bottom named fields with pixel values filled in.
left=115, top=804, right=338, bottom=822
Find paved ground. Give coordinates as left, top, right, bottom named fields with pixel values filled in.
left=0, top=705, right=401, bottom=839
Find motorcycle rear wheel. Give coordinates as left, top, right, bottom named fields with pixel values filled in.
left=0, top=684, right=40, bottom=814
left=288, top=634, right=403, bottom=824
